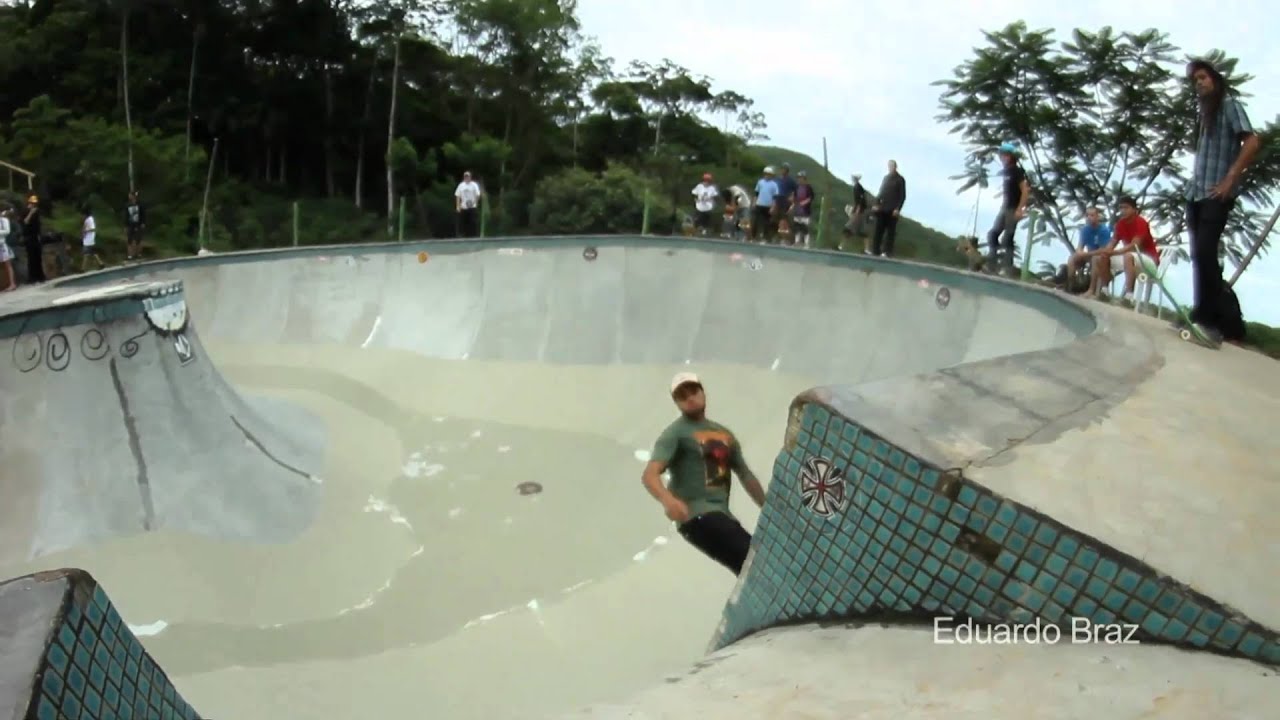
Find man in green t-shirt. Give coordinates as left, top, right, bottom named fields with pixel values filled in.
left=641, top=372, right=766, bottom=575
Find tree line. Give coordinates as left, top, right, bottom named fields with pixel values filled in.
left=0, top=0, right=776, bottom=254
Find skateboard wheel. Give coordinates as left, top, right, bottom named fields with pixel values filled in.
left=1180, top=329, right=1192, bottom=341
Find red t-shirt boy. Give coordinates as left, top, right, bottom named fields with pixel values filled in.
left=1098, top=195, right=1158, bottom=298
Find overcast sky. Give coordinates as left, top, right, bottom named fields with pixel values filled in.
left=577, top=0, right=1280, bottom=325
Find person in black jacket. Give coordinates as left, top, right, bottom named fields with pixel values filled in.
left=124, top=191, right=146, bottom=260
left=871, top=160, right=906, bottom=256
left=986, top=142, right=1031, bottom=275
left=22, top=195, right=45, bottom=283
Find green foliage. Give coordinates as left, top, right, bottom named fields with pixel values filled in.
left=1244, top=322, right=1280, bottom=359
left=529, top=163, right=674, bottom=235
left=0, top=0, right=965, bottom=268
left=935, top=22, right=1278, bottom=269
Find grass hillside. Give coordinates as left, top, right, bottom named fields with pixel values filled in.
left=751, top=145, right=966, bottom=268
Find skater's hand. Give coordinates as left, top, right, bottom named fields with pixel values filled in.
left=662, top=495, right=690, bottom=523
left=1015, top=207, right=1026, bottom=220
left=1210, top=171, right=1239, bottom=199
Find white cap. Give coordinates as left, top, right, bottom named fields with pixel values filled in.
left=670, top=372, right=702, bottom=394
left=763, top=165, right=775, bottom=174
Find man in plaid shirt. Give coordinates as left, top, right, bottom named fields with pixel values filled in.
left=1184, top=59, right=1263, bottom=342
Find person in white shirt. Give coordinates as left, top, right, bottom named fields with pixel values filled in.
left=454, top=171, right=482, bottom=238
left=80, top=205, right=103, bottom=272
left=691, top=173, right=719, bottom=237
left=0, top=207, right=15, bottom=290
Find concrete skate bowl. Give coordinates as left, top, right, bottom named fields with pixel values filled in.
left=3, top=236, right=1277, bottom=720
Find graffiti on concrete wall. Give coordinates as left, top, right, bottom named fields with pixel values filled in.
left=9, top=297, right=196, bottom=373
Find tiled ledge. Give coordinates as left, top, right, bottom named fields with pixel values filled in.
left=0, top=569, right=203, bottom=720
left=708, top=316, right=1280, bottom=668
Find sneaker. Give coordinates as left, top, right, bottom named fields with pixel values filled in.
left=1192, top=322, right=1224, bottom=346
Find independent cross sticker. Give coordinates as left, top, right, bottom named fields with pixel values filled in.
left=799, top=456, right=847, bottom=519
left=174, top=334, right=195, bottom=365
left=583, top=247, right=598, bottom=261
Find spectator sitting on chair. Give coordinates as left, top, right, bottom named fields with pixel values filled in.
left=1090, top=196, right=1158, bottom=301
left=1065, top=206, right=1112, bottom=293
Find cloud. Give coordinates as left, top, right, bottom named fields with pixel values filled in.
left=576, top=0, right=1280, bottom=322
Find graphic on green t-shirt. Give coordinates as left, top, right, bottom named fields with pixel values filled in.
left=650, top=416, right=745, bottom=520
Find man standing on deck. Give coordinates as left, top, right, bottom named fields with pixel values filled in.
left=124, top=191, right=146, bottom=261
left=642, top=373, right=766, bottom=576
left=692, top=173, right=719, bottom=237
left=791, top=170, right=815, bottom=247
left=22, top=195, right=44, bottom=283
left=454, top=171, right=482, bottom=238
left=986, top=142, right=1030, bottom=275
left=870, top=160, right=906, bottom=256
left=751, top=167, right=780, bottom=242
left=1182, top=58, right=1261, bottom=343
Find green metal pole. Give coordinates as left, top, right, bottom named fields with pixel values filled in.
left=1020, top=212, right=1035, bottom=281
left=292, top=201, right=299, bottom=247
left=641, top=188, right=651, bottom=235
left=398, top=196, right=406, bottom=242
left=816, top=196, right=827, bottom=249
left=480, top=196, right=489, bottom=238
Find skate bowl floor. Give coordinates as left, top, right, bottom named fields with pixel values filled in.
left=1, top=236, right=1275, bottom=719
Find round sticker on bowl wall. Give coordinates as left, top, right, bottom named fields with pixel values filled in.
left=583, top=247, right=598, bottom=261
left=935, top=287, right=951, bottom=309
left=748, top=258, right=763, bottom=271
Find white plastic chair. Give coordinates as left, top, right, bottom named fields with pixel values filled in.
left=1133, top=247, right=1179, bottom=318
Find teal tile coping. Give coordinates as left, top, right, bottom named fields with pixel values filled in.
left=3, top=569, right=203, bottom=720
left=708, top=400, right=1280, bottom=668
left=0, top=280, right=185, bottom=340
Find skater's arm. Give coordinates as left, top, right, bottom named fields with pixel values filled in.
left=737, top=469, right=766, bottom=508
left=730, top=445, right=766, bottom=508
left=641, top=460, right=675, bottom=503
left=642, top=430, right=682, bottom=506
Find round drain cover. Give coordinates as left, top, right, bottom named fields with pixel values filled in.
left=936, top=287, right=951, bottom=309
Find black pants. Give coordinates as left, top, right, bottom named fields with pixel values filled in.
left=1187, top=198, right=1234, bottom=329
left=871, top=210, right=899, bottom=255
left=678, top=511, right=752, bottom=575
left=750, top=205, right=771, bottom=241
left=24, top=238, right=45, bottom=283
left=457, top=208, right=479, bottom=238
left=986, top=207, right=1020, bottom=271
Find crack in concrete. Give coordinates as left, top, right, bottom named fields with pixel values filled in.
left=108, top=358, right=155, bottom=531
left=229, top=414, right=312, bottom=481
left=963, top=387, right=1119, bottom=470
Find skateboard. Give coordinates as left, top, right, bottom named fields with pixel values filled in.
left=1135, top=253, right=1220, bottom=349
